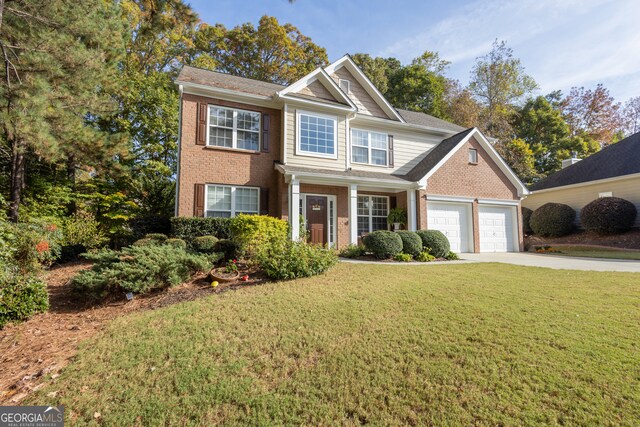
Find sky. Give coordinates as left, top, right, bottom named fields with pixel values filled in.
left=188, top=0, right=640, bottom=103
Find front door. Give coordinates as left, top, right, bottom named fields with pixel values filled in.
left=305, top=196, right=327, bottom=245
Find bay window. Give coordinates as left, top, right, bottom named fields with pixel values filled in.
left=206, top=185, right=259, bottom=217
left=357, top=195, right=389, bottom=235
left=208, top=105, right=260, bottom=151
left=351, top=129, right=388, bottom=166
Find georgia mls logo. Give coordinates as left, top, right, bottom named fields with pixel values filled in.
left=0, top=405, right=64, bottom=427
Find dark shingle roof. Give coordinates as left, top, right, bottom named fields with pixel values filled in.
left=531, top=132, right=640, bottom=191
left=397, top=108, right=465, bottom=132
left=403, top=128, right=475, bottom=181
left=176, top=65, right=284, bottom=97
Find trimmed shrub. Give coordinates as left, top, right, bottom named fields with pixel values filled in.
left=129, top=215, right=171, bottom=240
left=530, top=203, right=576, bottom=237
left=229, top=214, right=289, bottom=254
left=521, top=207, right=533, bottom=235
left=72, top=245, right=210, bottom=298
left=393, top=253, right=413, bottom=262
left=0, top=274, right=49, bottom=329
left=191, top=235, right=219, bottom=253
left=256, top=240, right=337, bottom=280
left=170, top=217, right=232, bottom=241
left=416, top=230, right=450, bottom=258
left=580, top=197, right=637, bottom=234
left=165, top=238, right=187, bottom=250
left=215, top=239, right=241, bottom=261
left=416, top=251, right=435, bottom=262
left=395, top=231, right=423, bottom=257
left=363, top=230, right=403, bottom=259
left=145, top=233, right=168, bottom=242
left=132, top=238, right=156, bottom=247
left=339, top=244, right=364, bottom=258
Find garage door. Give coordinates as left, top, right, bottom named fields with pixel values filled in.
left=478, top=205, right=515, bottom=252
left=427, top=202, right=471, bottom=253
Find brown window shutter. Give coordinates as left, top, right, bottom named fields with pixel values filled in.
left=390, top=196, right=397, bottom=210
left=262, top=113, right=270, bottom=152
left=196, top=103, right=207, bottom=146
left=260, top=188, right=269, bottom=215
left=194, top=183, right=205, bottom=217
left=388, top=135, right=394, bottom=167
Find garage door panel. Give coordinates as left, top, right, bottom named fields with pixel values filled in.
left=478, top=206, right=515, bottom=253
left=427, top=202, right=471, bottom=253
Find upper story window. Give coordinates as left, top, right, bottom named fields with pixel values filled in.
left=468, top=148, right=478, bottom=164
left=208, top=105, right=260, bottom=151
left=206, top=184, right=259, bottom=218
left=339, top=79, right=350, bottom=93
left=297, top=111, right=337, bottom=158
left=351, top=129, right=388, bottom=166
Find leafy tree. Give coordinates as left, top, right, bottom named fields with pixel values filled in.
left=0, top=0, right=127, bottom=222
left=560, top=84, right=623, bottom=146
left=190, top=16, right=329, bottom=85
left=444, top=80, right=482, bottom=128
left=494, top=138, right=538, bottom=184
left=350, top=53, right=397, bottom=95
left=623, top=96, right=640, bottom=136
left=469, top=40, right=538, bottom=139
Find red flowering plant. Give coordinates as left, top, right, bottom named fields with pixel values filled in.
left=225, top=259, right=239, bottom=274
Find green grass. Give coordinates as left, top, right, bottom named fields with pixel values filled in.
left=545, top=245, right=640, bottom=260
left=30, top=263, right=640, bottom=426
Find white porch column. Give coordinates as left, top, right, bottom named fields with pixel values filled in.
left=290, top=179, right=300, bottom=241
left=407, top=189, right=417, bottom=231
left=349, top=184, right=358, bottom=245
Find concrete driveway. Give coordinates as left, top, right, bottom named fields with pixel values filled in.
left=461, top=252, right=640, bottom=272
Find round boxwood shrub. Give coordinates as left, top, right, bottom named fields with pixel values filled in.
left=521, top=207, right=533, bottom=234
left=363, top=230, right=403, bottom=259
left=165, top=238, right=187, bottom=250
left=530, top=203, right=576, bottom=237
left=580, top=197, right=637, bottom=234
left=415, top=230, right=450, bottom=258
left=191, top=235, right=219, bottom=253
left=145, top=233, right=168, bottom=242
left=132, top=238, right=157, bottom=247
left=214, top=239, right=241, bottom=261
left=395, top=231, right=423, bottom=257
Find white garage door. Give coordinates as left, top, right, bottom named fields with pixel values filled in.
left=478, top=205, right=515, bottom=252
left=427, top=202, right=471, bottom=253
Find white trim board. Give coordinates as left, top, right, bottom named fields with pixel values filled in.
left=527, top=172, right=640, bottom=195
left=277, top=68, right=357, bottom=110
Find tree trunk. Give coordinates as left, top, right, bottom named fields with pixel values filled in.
left=9, top=136, right=25, bottom=222
left=66, top=154, right=76, bottom=215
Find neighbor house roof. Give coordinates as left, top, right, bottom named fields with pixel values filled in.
left=531, top=132, right=640, bottom=191
left=403, top=128, right=475, bottom=181
left=397, top=108, right=465, bottom=133
left=176, top=65, right=284, bottom=97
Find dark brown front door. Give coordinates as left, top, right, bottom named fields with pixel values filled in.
left=306, top=196, right=327, bottom=245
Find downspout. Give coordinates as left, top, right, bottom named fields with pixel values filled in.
left=174, top=84, right=183, bottom=216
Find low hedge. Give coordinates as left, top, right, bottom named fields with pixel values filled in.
left=192, top=235, right=219, bottom=253
left=256, top=240, right=338, bottom=280
left=580, top=197, right=637, bottom=234
left=363, top=230, right=403, bottom=259
left=229, top=214, right=289, bottom=254
left=416, top=230, right=450, bottom=258
left=395, top=231, right=423, bottom=257
left=530, top=203, right=575, bottom=237
left=521, top=207, right=533, bottom=235
left=170, top=217, right=231, bottom=241
left=0, top=274, right=49, bottom=329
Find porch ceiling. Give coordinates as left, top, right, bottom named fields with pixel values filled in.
left=275, top=164, right=419, bottom=189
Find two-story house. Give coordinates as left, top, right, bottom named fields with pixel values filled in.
left=174, top=55, right=529, bottom=252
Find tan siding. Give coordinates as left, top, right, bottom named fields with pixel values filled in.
left=523, top=176, right=640, bottom=227
left=295, top=80, right=337, bottom=101
left=329, top=67, right=390, bottom=119
left=285, top=107, right=347, bottom=170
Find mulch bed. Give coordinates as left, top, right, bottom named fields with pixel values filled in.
left=0, top=261, right=267, bottom=405
left=525, top=229, right=640, bottom=250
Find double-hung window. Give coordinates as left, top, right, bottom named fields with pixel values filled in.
left=205, top=185, right=259, bottom=218
left=297, top=112, right=337, bottom=157
left=357, top=195, right=389, bottom=235
left=208, top=106, right=260, bottom=151
left=351, top=129, right=388, bottom=166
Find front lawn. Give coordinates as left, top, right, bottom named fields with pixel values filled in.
left=543, top=245, right=640, bottom=260
left=30, top=263, right=640, bottom=425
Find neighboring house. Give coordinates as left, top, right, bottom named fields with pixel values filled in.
left=524, top=131, right=640, bottom=228
left=174, top=55, right=529, bottom=252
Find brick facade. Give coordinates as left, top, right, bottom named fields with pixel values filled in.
left=177, top=94, right=281, bottom=217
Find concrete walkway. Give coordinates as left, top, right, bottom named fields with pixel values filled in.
left=461, top=252, right=640, bottom=272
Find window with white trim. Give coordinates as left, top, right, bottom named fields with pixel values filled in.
left=208, top=105, right=260, bottom=151
left=339, top=79, right=350, bottom=93
left=468, top=148, right=478, bottom=164
left=351, top=129, right=388, bottom=166
left=205, top=185, right=259, bottom=218
left=298, top=112, right=336, bottom=157
left=357, top=195, right=389, bottom=235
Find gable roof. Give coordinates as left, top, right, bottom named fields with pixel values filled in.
left=397, top=109, right=465, bottom=133
left=531, top=131, right=640, bottom=191
left=176, top=65, right=284, bottom=97
left=277, top=67, right=356, bottom=110
left=402, top=128, right=529, bottom=196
